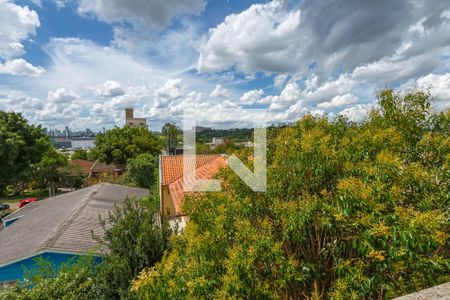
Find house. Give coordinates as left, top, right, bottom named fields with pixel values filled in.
left=159, top=155, right=227, bottom=228
left=207, top=137, right=225, bottom=149
left=125, top=108, right=147, bottom=128
left=0, top=183, right=148, bottom=285
left=70, top=159, right=95, bottom=176
left=70, top=159, right=119, bottom=177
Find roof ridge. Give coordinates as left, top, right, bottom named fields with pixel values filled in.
left=39, top=184, right=103, bottom=251
left=169, top=155, right=227, bottom=187
left=90, top=159, right=100, bottom=171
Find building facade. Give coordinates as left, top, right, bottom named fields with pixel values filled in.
left=125, top=108, right=147, bottom=128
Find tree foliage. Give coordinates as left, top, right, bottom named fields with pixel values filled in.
left=0, top=256, right=100, bottom=300
left=31, top=148, right=68, bottom=191
left=94, top=126, right=162, bottom=167
left=94, top=195, right=171, bottom=299
left=133, top=89, right=450, bottom=299
left=71, top=149, right=88, bottom=160
left=162, top=122, right=182, bottom=151
left=0, top=112, right=50, bottom=195
left=124, top=153, right=158, bottom=188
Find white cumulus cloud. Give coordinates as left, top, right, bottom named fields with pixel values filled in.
left=0, top=58, right=44, bottom=76
left=317, top=93, right=358, bottom=109
left=0, top=0, right=40, bottom=59
left=96, top=80, right=125, bottom=97
left=210, top=84, right=231, bottom=98
left=47, top=88, right=78, bottom=103
left=240, top=89, right=265, bottom=105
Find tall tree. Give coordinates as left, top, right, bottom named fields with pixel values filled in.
left=94, top=126, right=162, bottom=167
left=32, top=148, right=69, bottom=194
left=162, top=123, right=181, bottom=151
left=124, top=153, right=158, bottom=189
left=0, top=112, right=50, bottom=195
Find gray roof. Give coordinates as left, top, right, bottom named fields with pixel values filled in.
left=0, top=183, right=149, bottom=267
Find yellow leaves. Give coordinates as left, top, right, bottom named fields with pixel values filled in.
left=370, top=222, right=390, bottom=237
left=334, top=212, right=345, bottom=222
left=432, top=231, right=448, bottom=246
left=402, top=162, right=429, bottom=182
left=390, top=184, right=403, bottom=201
left=395, top=207, right=446, bottom=234
left=367, top=250, right=385, bottom=261
left=337, top=177, right=372, bottom=202
left=352, top=213, right=372, bottom=227
left=376, top=150, right=402, bottom=168
left=131, top=267, right=159, bottom=293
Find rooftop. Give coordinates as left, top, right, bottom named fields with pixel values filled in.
left=160, top=155, right=227, bottom=215
left=160, top=154, right=226, bottom=186
left=0, top=183, right=149, bottom=267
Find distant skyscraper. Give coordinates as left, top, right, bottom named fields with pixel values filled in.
left=65, top=126, right=70, bottom=139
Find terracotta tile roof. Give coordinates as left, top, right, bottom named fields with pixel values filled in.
left=161, top=155, right=227, bottom=215
left=90, top=160, right=116, bottom=173
left=160, top=155, right=225, bottom=185
left=70, top=159, right=95, bottom=175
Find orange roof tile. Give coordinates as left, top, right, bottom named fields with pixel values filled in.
left=160, top=155, right=227, bottom=215
left=160, top=155, right=224, bottom=185
left=70, top=159, right=95, bottom=175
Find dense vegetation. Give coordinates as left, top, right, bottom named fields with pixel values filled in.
left=196, top=127, right=253, bottom=143
left=94, top=126, right=162, bottom=167
left=123, top=153, right=159, bottom=189
left=0, top=112, right=51, bottom=195
left=133, top=89, right=449, bottom=299
left=0, top=89, right=448, bottom=299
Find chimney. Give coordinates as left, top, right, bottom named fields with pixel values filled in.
left=125, top=108, right=134, bottom=119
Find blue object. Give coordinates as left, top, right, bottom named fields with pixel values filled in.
left=0, top=252, right=101, bottom=282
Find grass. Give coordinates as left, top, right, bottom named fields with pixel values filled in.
left=0, top=190, right=50, bottom=203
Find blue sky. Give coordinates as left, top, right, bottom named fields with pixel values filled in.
left=0, top=0, right=449, bottom=131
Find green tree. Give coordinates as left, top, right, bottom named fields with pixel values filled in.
left=133, top=89, right=450, bottom=299
left=124, top=153, right=158, bottom=188
left=0, top=112, right=50, bottom=195
left=71, top=149, right=89, bottom=160
left=94, top=195, right=171, bottom=299
left=162, top=123, right=181, bottom=151
left=31, top=148, right=68, bottom=192
left=94, top=126, right=162, bottom=167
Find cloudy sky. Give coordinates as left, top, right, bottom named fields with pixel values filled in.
left=0, top=0, right=449, bottom=131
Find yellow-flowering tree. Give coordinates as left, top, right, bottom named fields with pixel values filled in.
left=133, top=89, right=449, bottom=299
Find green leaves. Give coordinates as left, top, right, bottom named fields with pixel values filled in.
left=124, top=153, right=158, bottom=189
left=133, top=89, right=449, bottom=299
left=0, top=111, right=51, bottom=195
left=94, top=126, right=162, bottom=167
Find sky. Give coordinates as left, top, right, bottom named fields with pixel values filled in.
left=0, top=0, right=449, bottom=131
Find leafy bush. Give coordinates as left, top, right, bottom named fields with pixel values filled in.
left=94, top=195, right=171, bottom=299
left=124, top=153, right=158, bottom=188
left=0, top=256, right=100, bottom=300
left=132, top=89, right=450, bottom=299
left=94, top=126, right=162, bottom=167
